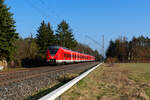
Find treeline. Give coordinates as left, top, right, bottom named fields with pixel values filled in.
left=0, top=0, right=18, bottom=67
left=14, top=20, right=102, bottom=67
left=106, top=36, right=150, bottom=63
left=0, top=1, right=102, bottom=67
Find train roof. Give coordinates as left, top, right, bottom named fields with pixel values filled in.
left=48, top=46, right=68, bottom=50
left=48, top=46, right=95, bottom=57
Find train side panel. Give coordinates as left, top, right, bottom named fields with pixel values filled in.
left=46, top=46, right=96, bottom=64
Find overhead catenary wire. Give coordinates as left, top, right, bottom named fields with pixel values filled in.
left=38, top=0, right=62, bottom=21
left=74, top=32, right=101, bottom=51
left=85, top=35, right=105, bottom=58
left=24, top=0, right=57, bottom=24
left=39, top=0, right=45, bottom=5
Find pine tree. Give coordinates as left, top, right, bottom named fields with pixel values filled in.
left=36, top=21, right=55, bottom=54
left=106, top=40, right=116, bottom=58
left=0, top=0, right=18, bottom=61
left=56, top=20, right=76, bottom=49
left=47, top=22, right=56, bottom=46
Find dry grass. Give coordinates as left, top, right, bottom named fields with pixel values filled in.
left=61, top=63, right=150, bottom=100
left=58, top=73, right=79, bottom=82
left=0, top=67, right=26, bottom=72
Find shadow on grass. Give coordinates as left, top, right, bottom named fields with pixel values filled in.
left=25, top=82, right=66, bottom=100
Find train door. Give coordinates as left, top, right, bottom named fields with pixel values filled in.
left=71, top=52, right=72, bottom=62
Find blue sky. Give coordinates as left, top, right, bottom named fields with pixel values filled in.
left=5, top=0, right=150, bottom=54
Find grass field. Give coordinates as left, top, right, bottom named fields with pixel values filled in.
left=61, top=63, right=150, bottom=100
left=0, top=67, right=26, bottom=72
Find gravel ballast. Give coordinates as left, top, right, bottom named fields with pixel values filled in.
left=0, top=62, right=99, bottom=100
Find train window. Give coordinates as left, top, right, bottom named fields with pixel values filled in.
left=48, top=47, right=58, bottom=55
left=66, top=54, right=68, bottom=58
left=65, top=54, right=68, bottom=58
left=65, top=54, right=71, bottom=58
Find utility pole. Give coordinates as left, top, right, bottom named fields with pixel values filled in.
left=85, top=35, right=105, bottom=61
left=102, top=35, right=105, bottom=61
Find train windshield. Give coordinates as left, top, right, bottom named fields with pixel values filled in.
left=48, top=47, right=59, bottom=55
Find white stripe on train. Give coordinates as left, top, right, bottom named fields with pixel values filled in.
left=56, top=60, right=94, bottom=63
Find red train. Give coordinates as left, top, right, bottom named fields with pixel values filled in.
left=46, top=46, right=95, bottom=64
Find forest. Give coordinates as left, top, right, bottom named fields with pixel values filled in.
left=106, top=36, right=150, bottom=63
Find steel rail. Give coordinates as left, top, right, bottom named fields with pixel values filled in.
left=0, top=62, right=98, bottom=86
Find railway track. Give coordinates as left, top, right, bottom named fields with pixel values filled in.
left=0, top=62, right=99, bottom=86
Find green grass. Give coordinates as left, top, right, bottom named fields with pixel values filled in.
left=0, top=67, right=26, bottom=72
left=120, top=63, right=150, bottom=98
left=61, top=63, right=150, bottom=100
left=120, top=63, right=150, bottom=73
left=120, top=63, right=150, bottom=82
left=77, top=79, right=87, bottom=88
left=25, top=82, right=65, bottom=100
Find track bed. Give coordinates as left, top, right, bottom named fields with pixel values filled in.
left=0, top=62, right=99, bottom=100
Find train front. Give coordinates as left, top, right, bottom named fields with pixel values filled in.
left=46, top=46, right=59, bottom=64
